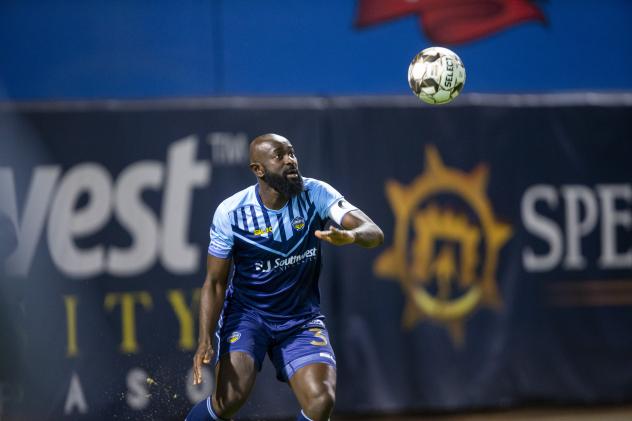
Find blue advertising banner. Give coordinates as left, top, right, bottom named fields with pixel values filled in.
left=1, top=1, right=632, bottom=99
left=0, top=97, right=631, bottom=420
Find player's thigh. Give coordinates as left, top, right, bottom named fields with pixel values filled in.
left=214, top=307, right=269, bottom=406
left=214, top=350, right=258, bottom=403
left=288, top=362, right=336, bottom=410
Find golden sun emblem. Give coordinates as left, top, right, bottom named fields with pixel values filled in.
left=374, top=146, right=512, bottom=345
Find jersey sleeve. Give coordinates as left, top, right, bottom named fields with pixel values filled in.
left=207, top=202, right=234, bottom=259
left=310, top=180, right=357, bottom=224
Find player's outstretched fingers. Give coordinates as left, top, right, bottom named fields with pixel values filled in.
left=316, top=227, right=355, bottom=246
left=193, top=356, right=202, bottom=385
left=314, top=230, right=331, bottom=241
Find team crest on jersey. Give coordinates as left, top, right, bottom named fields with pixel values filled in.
left=292, top=216, right=306, bottom=232
left=227, top=332, right=241, bottom=344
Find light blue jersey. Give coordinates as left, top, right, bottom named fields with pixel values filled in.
left=208, top=177, right=355, bottom=328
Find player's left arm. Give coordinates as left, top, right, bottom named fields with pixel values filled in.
left=315, top=209, right=384, bottom=248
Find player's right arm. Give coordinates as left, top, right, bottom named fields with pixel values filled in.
left=193, top=254, right=231, bottom=385
left=193, top=201, right=234, bottom=385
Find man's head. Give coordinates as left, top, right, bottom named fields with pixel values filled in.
left=249, top=133, right=304, bottom=197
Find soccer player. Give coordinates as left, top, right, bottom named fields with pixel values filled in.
left=186, top=134, right=383, bottom=421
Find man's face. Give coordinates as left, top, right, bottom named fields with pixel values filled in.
left=261, top=140, right=304, bottom=197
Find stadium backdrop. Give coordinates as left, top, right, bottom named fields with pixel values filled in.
left=1, top=97, right=631, bottom=419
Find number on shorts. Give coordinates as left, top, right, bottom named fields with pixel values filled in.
left=309, top=328, right=328, bottom=346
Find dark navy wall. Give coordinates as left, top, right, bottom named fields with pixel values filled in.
left=1, top=1, right=632, bottom=100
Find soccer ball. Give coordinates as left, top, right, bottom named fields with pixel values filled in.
left=408, top=47, right=466, bottom=105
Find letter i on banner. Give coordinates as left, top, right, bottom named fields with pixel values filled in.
left=64, top=295, right=79, bottom=357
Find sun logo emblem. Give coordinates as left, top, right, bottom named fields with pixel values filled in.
left=374, top=146, right=512, bottom=345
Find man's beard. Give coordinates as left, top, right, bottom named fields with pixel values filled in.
left=263, top=168, right=304, bottom=197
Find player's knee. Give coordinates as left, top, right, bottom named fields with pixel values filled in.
left=213, top=390, right=248, bottom=418
left=303, top=381, right=336, bottom=417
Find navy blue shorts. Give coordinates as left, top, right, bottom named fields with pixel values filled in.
left=214, top=307, right=336, bottom=382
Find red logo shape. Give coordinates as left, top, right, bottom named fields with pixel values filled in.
left=355, top=0, right=545, bottom=45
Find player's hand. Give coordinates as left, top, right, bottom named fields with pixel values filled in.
left=192, top=340, right=214, bottom=385
left=315, top=226, right=356, bottom=246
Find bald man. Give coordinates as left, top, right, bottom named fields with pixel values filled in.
left=186, top=134, right=383, bottom=421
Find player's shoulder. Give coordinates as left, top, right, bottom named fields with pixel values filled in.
left=303, top=177, right=341, bottom=198
left=303, top=177, right=336, bottom=192
left=216, top=184, right=257, bottom=213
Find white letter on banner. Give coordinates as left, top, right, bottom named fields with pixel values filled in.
left=161, top=136, right=211, bottom=274
left=126, top=368, right=150, bottom=410
left=597, top=184, right=632, bottom=269
left=108, top=162, right=163, bottom=276
left=47, top=164, right=112, bottom=278
left=561, top=185, right=598, bottom=270
left=1, top=166, right=60, bottom=277
left=522, top=185, right=563, bottom=272
left=64, top=372, right=88, bottom=414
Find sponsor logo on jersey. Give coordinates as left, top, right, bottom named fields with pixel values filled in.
left=254, top=226, right=273, bottom=236
left=227, top=332, right=241, bottom=344
left=374, top=146, right=512, bottom=346
left=254, top=247, right=317, bottom=273
left=292, top=216, right=306, bottom=232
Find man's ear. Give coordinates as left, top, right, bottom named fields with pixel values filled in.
left=250, top=162, right=264, bottom=178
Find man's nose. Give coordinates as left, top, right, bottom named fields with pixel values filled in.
left=284, top=154, right=297, bottom=165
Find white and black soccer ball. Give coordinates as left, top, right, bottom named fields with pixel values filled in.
left=408, top=47, right=466, bottom=105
